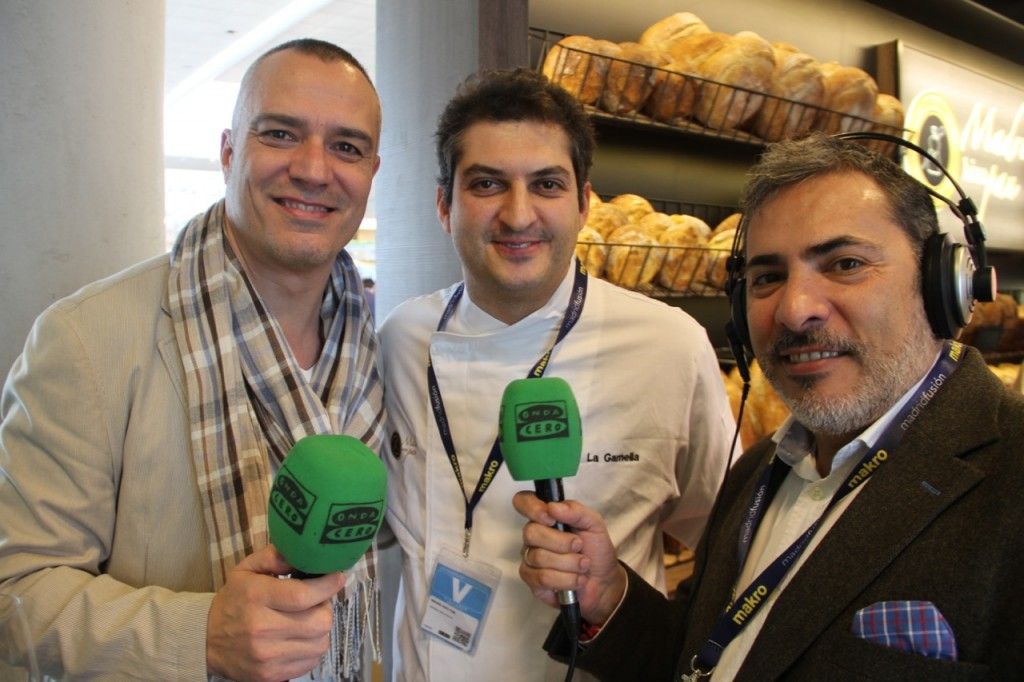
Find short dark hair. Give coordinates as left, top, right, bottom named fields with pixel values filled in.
left=739, top=133, right=939, bottom=262
left=435, top=68, right=595, bottom=208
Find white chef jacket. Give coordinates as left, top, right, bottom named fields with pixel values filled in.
left=380, top=266, right=737, bottom=682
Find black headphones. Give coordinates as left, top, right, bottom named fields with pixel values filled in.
left=725, top=131, right=998, bottom=383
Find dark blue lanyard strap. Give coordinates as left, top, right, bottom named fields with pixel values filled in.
left=694, top=341, right=964, bottom=671
left=427, top=260, right=588, bottom=554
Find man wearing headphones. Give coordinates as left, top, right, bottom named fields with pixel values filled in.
left=515, top=133, right=1024, bottom=679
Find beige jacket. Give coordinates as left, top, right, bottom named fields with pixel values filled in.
left=0, top=255, right=214, bottom=680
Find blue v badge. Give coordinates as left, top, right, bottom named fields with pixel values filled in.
left=421, top=547, right=501, bottom=653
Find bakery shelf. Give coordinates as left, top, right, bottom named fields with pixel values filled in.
left=530, top=27, right=905, bottom=148
left=580, top=197, right=736, bottom=298
left=628, top=198, right=736, bottom=226
left=577, top=241, right=730, bottom=298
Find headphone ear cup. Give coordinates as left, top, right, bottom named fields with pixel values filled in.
left=921, top=232, right=961, bottom=339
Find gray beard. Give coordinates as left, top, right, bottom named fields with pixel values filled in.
left=760, top=313, right=938, bottom=437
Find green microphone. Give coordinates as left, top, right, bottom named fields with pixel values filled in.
left=268, top=434, right=386, bottom=577
left=499, top=377, right=583, bottom=642
left=499, top=377, right=582, bottom=485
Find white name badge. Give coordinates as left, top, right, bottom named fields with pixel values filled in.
left=421, top=546, right=501, bottom=653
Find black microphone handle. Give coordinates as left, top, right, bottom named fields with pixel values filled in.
left=534, top=478, right=582, bottom=631
left=534, top=479, right=570, bottom=532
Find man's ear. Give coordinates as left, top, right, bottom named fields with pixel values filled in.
left=436, top=185, right=452, bottom=235
left=580, top=180, right=592, bottom=225
left=219, top=129, right=234, bottom=182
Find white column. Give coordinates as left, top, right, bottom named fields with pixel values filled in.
left=0, top=0, right=166, bottom=374
left=373, top=0, right=478, bottom=320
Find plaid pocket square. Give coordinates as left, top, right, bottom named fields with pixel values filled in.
left=852, top=600, right=958, bottom=661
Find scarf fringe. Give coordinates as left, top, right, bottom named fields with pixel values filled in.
left=314, top=577, right=382, bottom=681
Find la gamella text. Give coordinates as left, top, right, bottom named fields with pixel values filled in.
left=586, top=451, right=640, bottom=463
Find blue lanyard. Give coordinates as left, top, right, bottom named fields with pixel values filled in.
left=426, top=260, right=588, bottom=556
left=693, top=341, right=965, bottom=673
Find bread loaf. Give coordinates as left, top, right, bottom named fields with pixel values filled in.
left=643, top=59, right=700, bottom=124
left=600, top=42, right=665, bottom=115
left=657, top=219, right=709, bottom=291
left=605, top=225, right=666, bottom=288
left=636, top=211, right=675, bottom=239
left=584, top=203, right=630, bottom=238
left=745, top=360, right=790, bottom=442
left=751, top=44, right=824, bottom=141
left=608, top=193, right=655, bottom=223
left=639, top=12, right=710, bottom=50
left=724, top=366, right=759, bottom=449
left=988, top=363, right=1023, bottom=390
left=711, top=212, right=742, bottom=238
left=865, top=93, right=905, bottom=155
left=575, top=225, right=608, bottom=277
left=705, top=227, right=738, bottom=289
left=663, top=31, right=730, bottom=68
left=694, top=31, right=775, bottom=131
left=669, top=214, right=711, bottom=241
left=814, top=62, right=878, bottom=135
left=542, top=36, right=621, bottom=105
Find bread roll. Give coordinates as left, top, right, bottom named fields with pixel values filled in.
left=751, top=45, right=824, bottom=141
left=643, top=59, right=700, bottom=124
left=746, top=360, right=790, bottom=442
left=771, top=41, right=801, bottom=56
left=711, top=212, right=742, bottom=237
left=669, top=214, right=712, bottom=241
left=584, top=203, right=630, bottom=238
left=542, top=36, right=622, bottom=105
left=960, top=296, right=1018, bottom=351
left=657, top=221, right=708, bottom=291
left=575, top=225, right=608, bottom=277
left=605, top=225, right=666, bottom=288
left=588, top=188, right=603, bottom=206
left=639, top=12, right=710, bottom=50
left=705, top=227, right=737, bottom=289
left=814, top=62, right=878, bottom=135
left=694, top=31, right=775, bottom=131
left=989, top=363, right=1022, bottom=390
left=865, top=93, right=906, bottom=155
left=608, top=193, right=654, bottom=223
left=663, top=31, right=730, bottom=68
left=601, top=42, right=665, bottom=115
left=636, top=211, right=675, bottom=239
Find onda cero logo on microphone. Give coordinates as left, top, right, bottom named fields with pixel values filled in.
left=513, top=400, right=570, bottom=442
left=320, top=501, right=385, bottom=544
left=269, top=467, right=317, bottom=534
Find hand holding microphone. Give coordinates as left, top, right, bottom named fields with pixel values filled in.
left=206, top=435, right=386, bottom=681
left=500, top=377, right=581, bottom=614
left=501, top=378, right=626, bottom=641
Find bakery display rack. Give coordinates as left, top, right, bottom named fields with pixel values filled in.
left=530, top=27, right=906, bottom=149
left=577, top=197, right=735, bottom=298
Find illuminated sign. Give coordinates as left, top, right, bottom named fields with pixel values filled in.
left=887, top=43, right=1023, bottom=250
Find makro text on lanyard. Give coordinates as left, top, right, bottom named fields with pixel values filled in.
left=688, top=340, right=965, bottom=679
left=427, top=260, right=588, bottom=556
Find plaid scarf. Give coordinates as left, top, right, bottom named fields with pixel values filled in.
left=167, top=200, right=386, bottom=679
